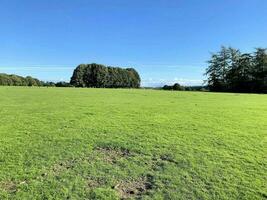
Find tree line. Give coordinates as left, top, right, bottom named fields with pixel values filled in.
left=205, top=47, right=267, bottom=93
left=0, top=73, right=44, bottom=86
left=70, top=63, right=141, bottom=88
left=162, top=83, right=207, bottom=91
left=0, top=64, right=140, bottom=88
left=0, top=73, right=70, bottom=87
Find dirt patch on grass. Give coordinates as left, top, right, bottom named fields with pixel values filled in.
left=113, top=174, right=154, bottom=199
left=87, top=177, right=107, bottom=188
left=0, top=181, right=17, bottom=193
left=46, top=158, right=78, bottom=176
left=94, top=146, right=131, bottom=164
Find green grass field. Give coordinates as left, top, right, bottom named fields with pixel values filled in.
left=0, top=87, right=266, bottom=199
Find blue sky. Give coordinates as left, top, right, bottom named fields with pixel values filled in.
left=1, top=0, right=267, bottom=86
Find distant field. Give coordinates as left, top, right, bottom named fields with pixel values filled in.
left=0, top=87, right=266, bottom=199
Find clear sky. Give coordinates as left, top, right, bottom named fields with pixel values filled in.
left=1, top=0, right=267, bottom=86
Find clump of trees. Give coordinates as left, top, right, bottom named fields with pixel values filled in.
left=205, top=46, right=267, bottom=93
left=70, top=63, right=141, bottom=88
left=163, top=83, right=185, bottom=91
left=162, top=83, right=208, bottom=91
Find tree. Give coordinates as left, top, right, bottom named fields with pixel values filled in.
left=227, top=53, right=253, bottom=92
left=25, top=76, right=38, bottom=86
left=252, top=48, right=267, bottom=93
left=205, top=53, right=224, bottom=91
left=173, top=83, right=184, bottom=90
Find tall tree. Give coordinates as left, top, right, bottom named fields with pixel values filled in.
left=205, top=53, right=224, bottom=91
left=252, top=48, right=267, bottom=93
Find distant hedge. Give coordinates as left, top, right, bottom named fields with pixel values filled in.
left=70, top=63, right=141, bottom=88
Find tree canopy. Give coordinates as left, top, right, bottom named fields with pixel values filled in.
left=70, top=63, right=141, bottom=88
left=205, top=47, right=267, bottom=93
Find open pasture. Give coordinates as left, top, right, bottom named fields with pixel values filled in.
left=0, top=87, right=266, bottom=199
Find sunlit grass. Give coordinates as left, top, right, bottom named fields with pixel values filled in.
left=0, top=87, right=266, bottom=199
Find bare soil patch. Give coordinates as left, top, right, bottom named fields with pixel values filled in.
left=0, top=181, right=17, bottom=193
left=87, top=177, right=107, bottom=189
left=113, top=174, right=154, bottom=199
left=94, top=146, right=131, bottom=164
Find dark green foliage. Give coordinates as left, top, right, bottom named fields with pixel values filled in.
left=184, top=86, right=208, bottom=91
left=162, top=83, right=185, bottom=91
left=162, top=84, right=207, bottom=91
left=0, top=73, right=43, bottom=86
left=173, top=83, right=185, bottom=90
left=205, top=46, right=267, bottom=93
left=25, top=76, right=42, bottom=86
left=162, top=85, right=173, bottom=90
left=43, top=82, right=56, bottom=87
left=70, top=63, right=141, bottom=88
left=55, top=82, right=72, bottom=87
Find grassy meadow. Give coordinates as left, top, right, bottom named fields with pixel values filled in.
left=0, top=87, right=266, bottom=199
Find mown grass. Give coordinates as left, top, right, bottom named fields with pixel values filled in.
left=0, top=87, right=266, bottom=199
